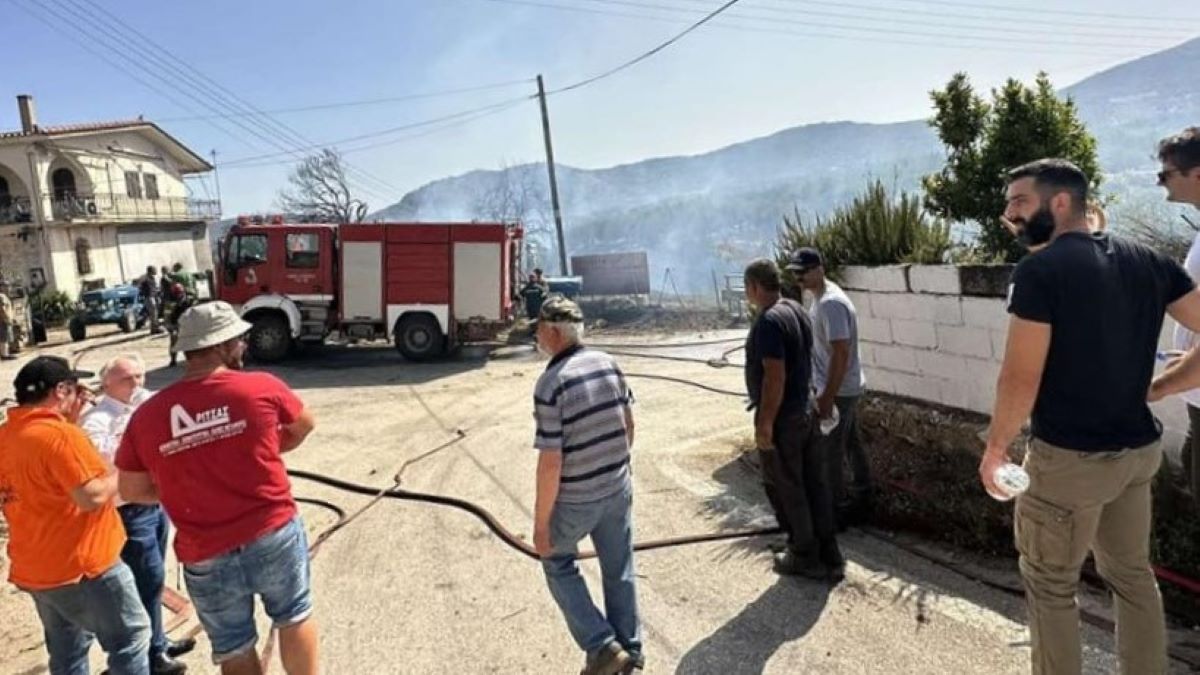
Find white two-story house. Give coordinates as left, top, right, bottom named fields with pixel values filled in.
left=0, top=94, right=220, bottom=295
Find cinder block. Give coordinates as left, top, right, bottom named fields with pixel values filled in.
left=909, top=265, right=961, bottom=295
left=965, top=357, right=1002, bottom=385
left=874, top=344, right=920, bottom=374
left=966, top=380, right=998, bottom=415
left=938, top=378, right=971, bottom=409
left=844, top=290, right=872, bottom=317
left=858, top=317, right=893, bottom=344
left=892, top=319, right=937, bottom=348
left=990, top=329, right=1009, bottom=360
left=857, top=343, right=873, bottom=367
left=936, top=325, right=993, bottom=359
left=841, top=265, right=910, bottom=293
left=930, top=296, right=963, bottom=326
left=890, top=371, right=941, bottom=403
left=962, top=297, right=1011, bottom=332
left=917, top=351, right=969, bottom=380
left=863, top=366, right=894, bottom=394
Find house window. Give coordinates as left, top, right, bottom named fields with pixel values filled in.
left=125, top=171, right=143, bottom=199
left=143, top=173, right=159, bottom=200
left=52, top=168, right=76, bottom=199
left=286, top=233, right=319, bottom=268
left=75, top=237, right=93, bottom=275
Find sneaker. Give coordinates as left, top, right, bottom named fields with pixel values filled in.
left=620, top=653, right=645, bottom=674
left=773, top=550, right=831, bottom=581
left=581, top=641, right=633, bottom=675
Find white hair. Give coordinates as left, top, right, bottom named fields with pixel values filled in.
left=546, top=321, right=584, bottom=345
left=99, top=353, right=146, bottom=379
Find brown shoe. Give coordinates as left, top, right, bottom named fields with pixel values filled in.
left=581, top=641, right=632, bottom=675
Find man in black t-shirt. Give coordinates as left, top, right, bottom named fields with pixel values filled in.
left=743, top=259, right=842, bottom=582
left=982, top=159, right=1200, bottom=675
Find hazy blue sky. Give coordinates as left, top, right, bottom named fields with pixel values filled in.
left=5, top=0, right=1198, bottom=215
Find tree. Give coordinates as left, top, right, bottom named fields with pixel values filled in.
left=277, top=148, right=368, bottom=223
left=472, top=162, right=554, bottom=269
left=923, top=72, right=1101, bottom=261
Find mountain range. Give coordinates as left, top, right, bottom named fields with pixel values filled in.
left=373, top=37, right=1200, bottom=290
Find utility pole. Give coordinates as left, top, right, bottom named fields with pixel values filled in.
left=536, top=75, right=568, bottom=276
left=210, top=149, right=223, bottom=217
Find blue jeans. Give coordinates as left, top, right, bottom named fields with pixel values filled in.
left=183, top=516, right=313, bottom=664
left=119, top=504, right=169, bottom=657
left=29, top=562, right=151, bottom=675
left=541, top=485, right=642, bottom=663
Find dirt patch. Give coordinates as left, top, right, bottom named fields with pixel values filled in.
left=579, top=299, right=745, bottom=335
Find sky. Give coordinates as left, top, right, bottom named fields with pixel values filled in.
left=4, top=0, right=1199, bottom=216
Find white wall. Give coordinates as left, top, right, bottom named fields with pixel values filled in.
left=842, top=264, right=1189, bottom=458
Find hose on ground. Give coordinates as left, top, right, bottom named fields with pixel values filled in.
left=287, top=468, right=779, bottom=562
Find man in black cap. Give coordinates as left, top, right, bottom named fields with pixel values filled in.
left=743, top=258, right=843, bottom=581
left=0, top=356, right=152, bottom=675
left=787, top=248, right=871, bottom=526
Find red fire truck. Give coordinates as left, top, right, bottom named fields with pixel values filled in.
left=216, top=217, right=523, bottom=362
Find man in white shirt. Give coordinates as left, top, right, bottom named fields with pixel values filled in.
left=787, top=248, right=871, bottom=527
left=1159, top=127, right=1200, bottom=502
left=81, top=354, right=193, bottom=674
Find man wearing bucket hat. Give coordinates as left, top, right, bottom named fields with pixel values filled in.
left=115, top=302, right=320, bottom=674
left=0, top=355, right=152, bottom=674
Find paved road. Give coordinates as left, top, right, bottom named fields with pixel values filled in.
left=0, top=329, right=1180, bottom=673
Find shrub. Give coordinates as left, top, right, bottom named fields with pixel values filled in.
left=776, top=180, right=952, bottom=276
left=30, top=290, right=74, bottom=326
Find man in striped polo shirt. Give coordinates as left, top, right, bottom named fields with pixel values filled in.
left=532, top=296, right=642, bottom=675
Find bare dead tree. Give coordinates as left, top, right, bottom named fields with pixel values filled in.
left=277, top=148, right=368, bottom=223
left=472, top=162, right=555, bottom=269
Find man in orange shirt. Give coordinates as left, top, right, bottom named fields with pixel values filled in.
left=0, top=356, right=151, bottom=675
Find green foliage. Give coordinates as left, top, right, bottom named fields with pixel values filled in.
left=30, top=290, right=74, bottom=326
left=923, top=72, right=1101, bottom=262
left=775, top=180, right=951, bottom=274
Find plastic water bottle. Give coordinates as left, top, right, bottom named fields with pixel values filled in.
left=818, top=405, right=840, bottom=436
left=991, top=463, right=1030, bottom=501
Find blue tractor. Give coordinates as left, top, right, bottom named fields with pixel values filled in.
left=68, top=285, right=147, bottom=342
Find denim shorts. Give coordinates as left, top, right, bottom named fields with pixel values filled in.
left=182, top=516, right=313, bottom=663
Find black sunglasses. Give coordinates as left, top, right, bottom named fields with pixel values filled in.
left=1158, top=168, right=1185, bottom=184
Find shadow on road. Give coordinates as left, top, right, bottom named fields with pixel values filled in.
left=675, top=577, right=831, bottom=675
left=145, top=342, right=494, bottom=391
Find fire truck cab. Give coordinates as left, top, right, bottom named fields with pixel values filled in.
left=218, top=217, right=522, bottom=362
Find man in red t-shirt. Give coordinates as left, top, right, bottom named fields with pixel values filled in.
left=116, top=302, right=318, bottom=675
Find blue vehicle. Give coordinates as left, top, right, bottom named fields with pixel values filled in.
left=68, top=285, right=147, bottom=342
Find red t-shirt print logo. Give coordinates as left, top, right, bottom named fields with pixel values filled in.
left=170, top=404, right=231, bottom=438
left=161, top=404, right=248, bottom=457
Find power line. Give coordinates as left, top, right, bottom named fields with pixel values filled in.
left=683, top=0, right=1197, bottom=42
left=155, top=79, right=537, bottom=123
left=546, top=0, right=747, bottom=94
left=509, top=0, right=1179, bottom=53
left=61, top=0, right=406, bottom=202
left=762, top=0, right=1200, bottom=35
left=467, top=0, right=1163, bottom=57
left=220, top=95, right=535, bottom=166
left=850, top=0, right=1200, bottom=24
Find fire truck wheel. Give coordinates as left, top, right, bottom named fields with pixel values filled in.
left=395, top=314, right=445, bottom=361
left=248, top=313, right=291, bottom=363
left=68, top=316, right=87, bottom=342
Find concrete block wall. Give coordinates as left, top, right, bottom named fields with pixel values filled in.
left=841, top=264, right=1010, bottom=415
left=841, top=263, right=1189, bottom=454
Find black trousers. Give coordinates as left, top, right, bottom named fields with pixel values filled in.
left=758, top=408, right=842, bottom=565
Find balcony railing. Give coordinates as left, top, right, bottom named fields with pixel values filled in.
left=0, top=196, right=34, bottom=225
left=47, top=193, right=222, bottom=223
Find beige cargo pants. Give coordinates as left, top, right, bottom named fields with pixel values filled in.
left=1016, top=438, right=1166, bottom=674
